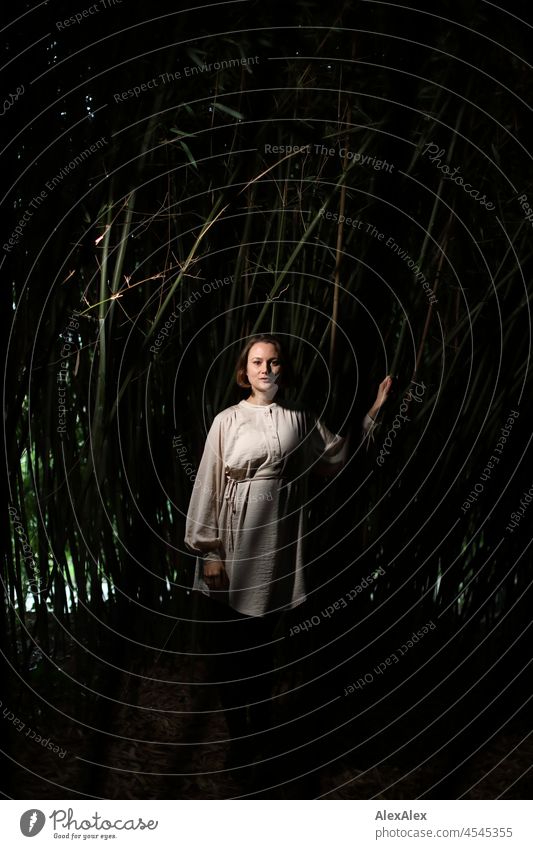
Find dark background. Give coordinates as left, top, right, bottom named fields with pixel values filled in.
left=2, top=0, right=533, bottom=799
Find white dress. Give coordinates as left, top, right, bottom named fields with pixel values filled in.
left=184, top=399, right=375, bottom=617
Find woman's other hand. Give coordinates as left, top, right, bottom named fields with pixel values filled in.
left=203, top=559, right=228, bottom=590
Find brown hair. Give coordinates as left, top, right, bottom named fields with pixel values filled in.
left=235, top=334, right=293, bottom=390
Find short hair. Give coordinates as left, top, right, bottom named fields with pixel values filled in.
left=235, top=334, right=293, bottom=390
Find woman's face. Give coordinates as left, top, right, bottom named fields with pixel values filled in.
left=246, top=342, right=282, bottom=398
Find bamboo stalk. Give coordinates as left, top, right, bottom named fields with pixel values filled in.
left=329, top=99, right=351, bottom=370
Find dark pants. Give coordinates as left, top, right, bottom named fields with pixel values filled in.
left=202, top=598, right=280, bottom=744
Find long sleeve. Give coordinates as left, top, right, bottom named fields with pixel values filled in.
left=362, top=412, right=378, bottom=442
left=184, top=414, right=226, bottom=562
left=309, top=412, right=379, bottom=469
left=309, top=415, right=349, bottom=472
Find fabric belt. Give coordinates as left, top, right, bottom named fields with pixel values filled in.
left=223, top=472, right=281, bottom=550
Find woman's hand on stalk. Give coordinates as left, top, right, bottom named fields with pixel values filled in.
left=369, top=375, right=393, bottom=420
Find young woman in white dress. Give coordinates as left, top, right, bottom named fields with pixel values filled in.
left=185, top=334, right=391, bottom=772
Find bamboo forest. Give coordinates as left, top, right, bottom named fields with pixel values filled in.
left=2, top=0, right=533, bottom=804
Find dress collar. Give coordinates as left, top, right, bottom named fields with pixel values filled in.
left=240, top=399, right=278, bottom=409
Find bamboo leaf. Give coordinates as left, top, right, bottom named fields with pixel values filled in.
left=212, top=102, right=245, bottom=120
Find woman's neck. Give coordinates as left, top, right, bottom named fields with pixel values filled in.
left=246, top=389, right=278, bottom=406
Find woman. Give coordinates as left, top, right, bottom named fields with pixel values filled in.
left=185, top=334, right=391, bottom=773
